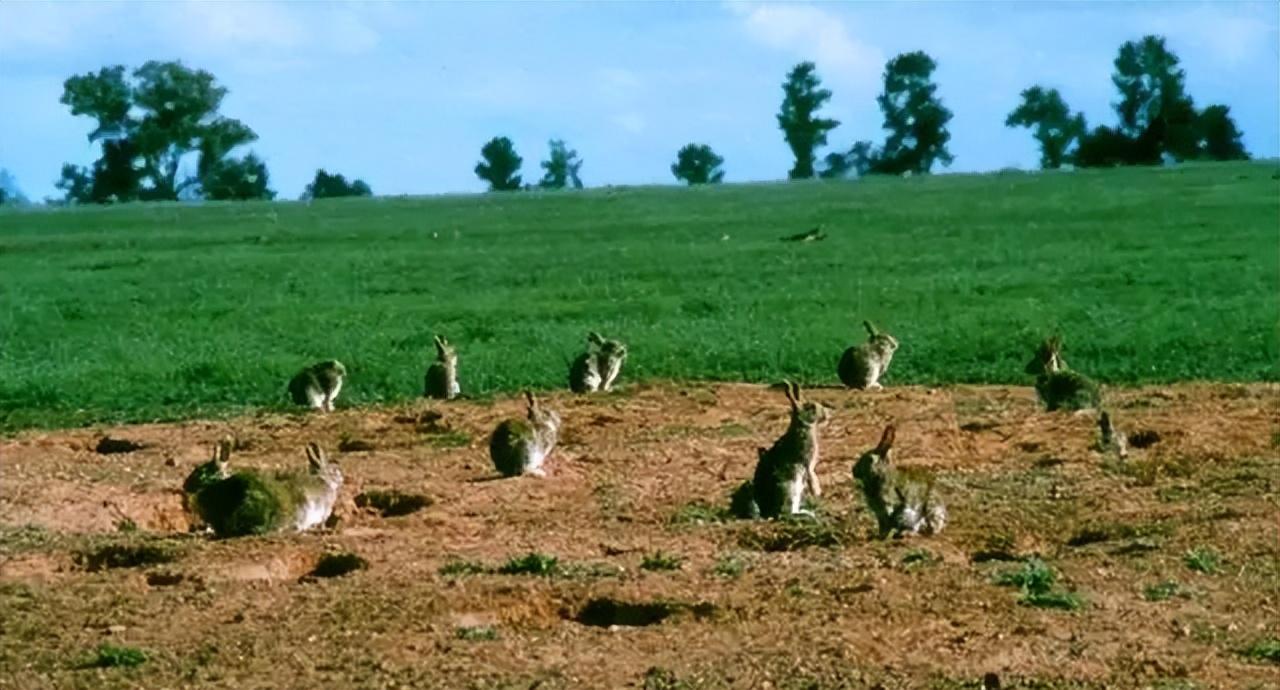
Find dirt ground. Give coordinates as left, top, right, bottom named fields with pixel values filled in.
left=1, top=382, right=1276, bottom=689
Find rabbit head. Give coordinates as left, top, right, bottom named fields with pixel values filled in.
left=433, top=335, right=457, bottom=366
left=853, top=424, right=895, bottom=483
left=524, top=391, right=562, bottom=436
left=184, top=436, right=232, bottom=497
left=1026, top=337, right=1065, bottom=375
left=783, top=380, right=831, bottom=427
left=305, top=442, right=343, bottom=490
left=863, top=320, right=899, bottom=357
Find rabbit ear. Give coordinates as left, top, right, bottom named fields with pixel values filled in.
left=782, top=380, right=800, bottom=410
left=305, top=442, right=326, bottom=470
left=524, top=390, right=538, bottom=411
left=587, top=332, right=604, bottom=346
left=876, top=424, right=896, bottom=455
left=863, top=320, right=878, bottom=337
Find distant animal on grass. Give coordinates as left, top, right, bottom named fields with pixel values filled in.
left=568, top=332, right=628, bottom=393
left=288, top=360, right=346, bottom=412
left=781, top=225, right=827, bottom=242
left=1025, top=336, right=1100, bottom=411
left=184, top=440, right=344, bottom=538
left=838, top=321, right=899, bottom=390
left=851, top=424, right=947, bottom=537
left=489, top=392, right=562, bottom=478
left=736, top=381, right=832, bottom=519
left=423, top=335, right=460, bottom=400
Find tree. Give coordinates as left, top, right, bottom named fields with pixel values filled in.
left=873, top=51, right=953, bottom=175
left=1197, top=105, right=1248, bottom=161
left=777, top=62, right=840, bottom=180
left=538, top=139, right=583, bottom=189
left=301, top=169, right=372, bottom=200
left=203, top=153, right=275, bottom=201
left=475, top=136, right=523, bottom=191
left=1005, top=86, right=1087, bottom=169
left=671, top=143, right=725, bottom=185
left=1111, top=35, right=1198, bottom=160
left=0, top=169, right=28, bottom=206
left=57, top=61, right=266, bottom=203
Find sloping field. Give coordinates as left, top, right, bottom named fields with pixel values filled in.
left=2, top=382, right=1276, bottom=688
left=1, top=162, right=1277, bottom=431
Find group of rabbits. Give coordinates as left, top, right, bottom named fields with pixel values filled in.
left=184, top=324, right=1113, bottom=540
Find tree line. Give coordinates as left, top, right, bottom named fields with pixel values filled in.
left=2, top=34, right=1249, bottom=207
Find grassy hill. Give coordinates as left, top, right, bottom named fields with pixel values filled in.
left=1, top=162, right=1276, bottom=431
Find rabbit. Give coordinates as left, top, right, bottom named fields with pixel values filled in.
left=1025, top=336, right=1100, bottom=411
left=851, top=424, right=947, bottom=537
left=1097, top=410, right=1129, bottom=459
left=182, top=436, right=233, bottom=522
left=747, top=381, right=832, bottom=518
left=489, top=392, right=562, bottom=478
left=838, top=321, right=899, bottom=390
left=189, top=442, right=344, bottom=538
left=568, top=332, right=628, bottom=393
left=288, top=360, right=347, bottom=412
left=423, top=335, right=460, bottom=400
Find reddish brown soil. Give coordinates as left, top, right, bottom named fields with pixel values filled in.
left=1, top=382, right=1276, bottom=689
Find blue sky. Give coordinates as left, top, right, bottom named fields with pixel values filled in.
left=1, top=1, right=1276, bottom=201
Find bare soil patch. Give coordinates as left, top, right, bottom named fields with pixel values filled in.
left=1, top=383, right=1276, bottom=688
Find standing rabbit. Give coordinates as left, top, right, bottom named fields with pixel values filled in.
left=187, top=441, right=344, bottom=538
left=423, top=335, right=460, bottom=400
left=747, top=381, right=831, bottom=518
left=569, top=332, right=628, bottom=393
left=1025, top=336, right=1100, bottom=411
left=288, top=360, right=347, bottom=412
left=489, top=392, right=562, bottom=478
left=838, top=321, right=899, bottom=390
left=852, top=424, right=947, bottom=537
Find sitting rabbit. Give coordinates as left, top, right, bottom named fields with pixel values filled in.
left=423, top=335, right=460, bottom=400
left=852, top=424, right=947, bottom=537
left=569, top=332, right=628, bottom=393
left=744, top=381, right=831, bottom=518
left=489, top=392, right=562, bottom=478
left=186, top=441, right=343, bottom=538
left=1025, top=336, right=1100, bottom=411
left=288, top=360, right=347, bottom=412
left=838, top=321, right=899, bottom=390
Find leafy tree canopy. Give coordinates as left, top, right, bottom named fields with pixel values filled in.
left=671, top=143, right=725, bottom=185
left=302, top=169, right=372, bottom=200
left=475, top=136, right=523, bottom=191
left=777, top=62, right=840, bottom=180
left=538, top=139, right=583, bottom=190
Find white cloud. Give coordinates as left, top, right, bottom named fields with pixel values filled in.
left=727, top=2, right=884, bottom=94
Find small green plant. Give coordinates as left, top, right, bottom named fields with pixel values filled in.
left=902, top=548, right=936, bottom=567
left=438, top=558, right=487, bottom=577
left=994, top=558, right=1084, bottom=611
left=669, top=501, right=728, bottom=525
left=1143, top=580, right=1184, bottom=602
left=423, top=430, right=471, bottom=449
left=641, top=551, right=684, bottom=572
left=642, top=665, right=685, bottom=690
left=114, top=518, right=138, bottom=533
left=311, top=552, right=367, bottom=578
left=1183, top=547, right=1221, bottom=574
left=711, top=554, right=746, bottom=579
left=1241, top=637, right=1280, bottom=664
left=497, top=552, right=560, bottom=576
left=85, top=644, right=148, bottom=668
left=455, top=625, right=498, bottom=641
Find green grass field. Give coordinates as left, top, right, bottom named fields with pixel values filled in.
left=1, top=162, right=1276, bottom=431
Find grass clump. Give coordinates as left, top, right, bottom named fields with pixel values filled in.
left=1241, top=637, right=1280, bottom=664
left=75, top=542, right=178, bottom=572
left=455, top=626, right=498, bottom=641
left=1183, top=547, right=1221, bottom=574
left=737, top=518, right=846, bottom=552
left=84, top=644, right=147, bottom=668
left=994, top=558, right=1085, bottom=611
left=711, top=554, right=746, bottom=579
left=669, top=501, right=729, bottom=526
left=497, top=552, right=560, bottom=576
left=438, top=558, right=487, bottom=577
left=1143, top=580, right=1187, bottom=602
left=311, top=552, right=367, bottom=578
left=640, top=551, right=684, bottom=572
left=355, top=489, right=432, bottom=517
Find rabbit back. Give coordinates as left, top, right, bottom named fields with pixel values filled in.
left=569, top=352, right=601, bottom=393
left=196, top=471, right=294, bottom=538
left=1036, top=371, right=1100, bottom=411
left=838, top=345, right=878, bottom=389
left=490, top=419, right=537, bottom=477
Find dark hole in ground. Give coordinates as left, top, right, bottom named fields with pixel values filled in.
left=1129, top=430, right=1161, bottom=449
left=959, top=421, right=998, bottom=433
left=95, top=437, right=145, bottom=455
left=355, top=490, right=432, bottom=517
left=571, top=598, right=715, bottom=628
left=338, top=438, right=377, bottom=452
left=76, top=543, right=177, bottom=571
left=145, top=571, right=185, bottom=587
left=310, top=552, right=367, bottom=578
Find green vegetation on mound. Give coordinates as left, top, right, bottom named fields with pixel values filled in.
left=1, top=162, right=1275, bottom=431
